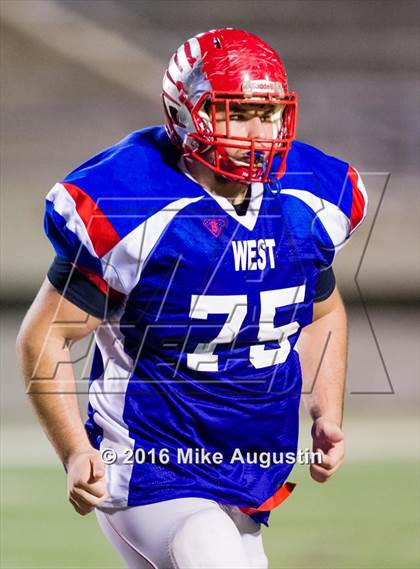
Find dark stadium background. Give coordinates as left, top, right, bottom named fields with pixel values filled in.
left=1, top=1, right=419, bottom=568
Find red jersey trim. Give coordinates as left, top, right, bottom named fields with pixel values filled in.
left=62, top=182, right=120, bottom=257
left=239, top=481, right=296, bottom=515
left=76, top=265, right=124, bottom=304
left=347, top=166, right=366, bottom=232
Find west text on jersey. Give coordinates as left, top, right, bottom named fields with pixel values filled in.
left=231, top=239, right=276, bottom=271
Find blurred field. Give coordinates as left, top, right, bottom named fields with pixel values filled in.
left=1, top=304, right=419, bottom=568
left=2, top=460, right=418, bottom=569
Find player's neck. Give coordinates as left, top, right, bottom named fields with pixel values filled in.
left=185, top=159, right=249, bottom=206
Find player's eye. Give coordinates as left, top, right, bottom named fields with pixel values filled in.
left=229, top=112, right=246, bottom=121
left=255, top=107, right=281, bottom=122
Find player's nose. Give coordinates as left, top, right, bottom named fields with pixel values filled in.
left=247, top=116, right=265, bottom=139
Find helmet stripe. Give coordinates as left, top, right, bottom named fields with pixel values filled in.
left=184, top=41, right=197, bottom=68
left=173, top=51, right=183, bottom=72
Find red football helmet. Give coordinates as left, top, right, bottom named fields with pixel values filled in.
left=162, top=28, right=298, bottom=183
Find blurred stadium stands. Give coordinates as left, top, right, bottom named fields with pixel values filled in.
left=1, top=0, right=419, bottom=301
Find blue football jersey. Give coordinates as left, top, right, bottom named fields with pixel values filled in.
left=44, top=126, right=367, bottom=523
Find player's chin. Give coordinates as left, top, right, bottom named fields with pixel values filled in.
left=214, top=173, right=248, bottom=186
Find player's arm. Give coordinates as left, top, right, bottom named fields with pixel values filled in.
left=298, top=286, right=347, bottom=483
left=16, top=278, right=107, bottom=515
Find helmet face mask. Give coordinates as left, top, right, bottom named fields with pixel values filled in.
left=162, top=29, right=298, bottom=184
left=187, top=93, right=297, bottom=183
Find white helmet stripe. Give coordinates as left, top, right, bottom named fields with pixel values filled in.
left=163, top=80, right=182, bottom=104
left=185, top=37, right=201, bottom=62
left=175, top=45, right=189, bottom=73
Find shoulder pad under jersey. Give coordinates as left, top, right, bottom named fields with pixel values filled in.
left=272, top=140, right=368, bottom=267
left=44, top=126, right=204, bottom=295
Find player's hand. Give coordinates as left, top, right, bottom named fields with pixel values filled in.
left=66, top=450, right=108, bottom=515
left=310, top=417, right=345, bottom=483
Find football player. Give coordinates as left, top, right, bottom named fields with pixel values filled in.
left=17, top=29, right=367, bottom=568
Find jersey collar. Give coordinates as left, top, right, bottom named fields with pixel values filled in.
left=177, top=157, right=264, bottom=231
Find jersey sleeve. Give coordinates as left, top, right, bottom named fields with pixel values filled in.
left=310, top=164, right=368, bottom=267
left=47, top=256, right=122, bottom=318
left=280, top=141, right=369, bottom=270
left=314, top=266, right=336, bottom=302
left=44, top=182, right=125, bottom=315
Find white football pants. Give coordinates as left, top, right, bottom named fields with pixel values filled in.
left=96, top=497, right=268, bottom=569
